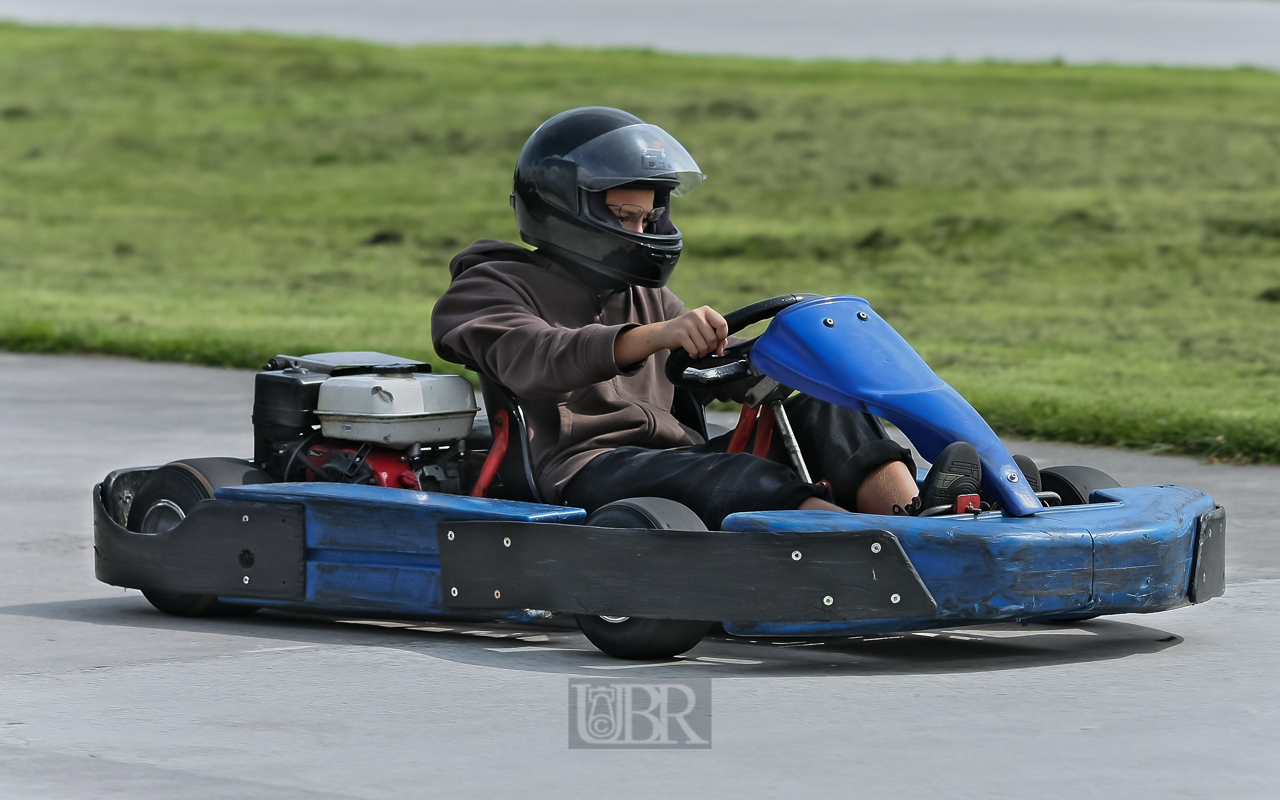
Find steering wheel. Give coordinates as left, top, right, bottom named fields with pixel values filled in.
left=664, top=294, right=821, bottom=388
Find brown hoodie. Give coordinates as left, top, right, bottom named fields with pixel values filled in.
left=430, top=240, right=703, bottom=502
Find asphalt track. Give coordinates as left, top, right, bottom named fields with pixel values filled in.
left=1, top=351, right=1277, bottom=798
left=2, top=0, right=1280, bottom=69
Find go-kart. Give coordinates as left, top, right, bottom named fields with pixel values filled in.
left=93, top=294, right=1227, bottom=659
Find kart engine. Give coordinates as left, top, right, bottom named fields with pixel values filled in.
left=251, top=352, right=483, bottom=494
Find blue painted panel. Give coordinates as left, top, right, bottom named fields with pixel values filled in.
left=750, top=296, right=1042, bottom=516
left=308, top=562, right=442, bottom=612
left=217, top=483, right=585, bottom=553
left=307, top=548, right=439, bottom=569
left=214, top=483, right=585, bottom=612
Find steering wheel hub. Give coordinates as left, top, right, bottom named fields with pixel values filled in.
left=665, top=293, right=823, bottom=389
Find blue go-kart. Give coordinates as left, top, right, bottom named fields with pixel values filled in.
left=93, top=294, right=1226, bottom=659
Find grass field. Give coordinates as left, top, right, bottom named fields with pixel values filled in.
left=2, top=25, right=1279, bottom=460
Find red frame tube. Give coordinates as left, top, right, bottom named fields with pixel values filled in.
left=752, top=404, right=775, bottom=457
left=726, top=404, right=758, bottom=454
left=470, top=410, right=510, bottom=498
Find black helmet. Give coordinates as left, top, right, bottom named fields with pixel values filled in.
left=512, top=107, right=705, bottom=290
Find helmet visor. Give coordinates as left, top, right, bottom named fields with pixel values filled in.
left=564, top=123, right=705, bottom=197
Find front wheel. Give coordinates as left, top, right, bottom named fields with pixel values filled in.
left=127, top=458, right=272, bottom=617
left=1040, top=465, right=1120, bottom=506
left=574, top=498, right=712, bottom=660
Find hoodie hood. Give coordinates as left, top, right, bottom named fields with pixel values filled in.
left=448, top=238, right=618, bottom=299
left=448, top=239, right=538, bottom=281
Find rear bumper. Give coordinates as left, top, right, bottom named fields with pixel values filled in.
left=93, top=469, right=307, bottom=602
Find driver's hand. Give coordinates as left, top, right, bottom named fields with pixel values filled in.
left=665, top=306, right=729, bottom=358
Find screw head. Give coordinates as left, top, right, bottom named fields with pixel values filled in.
left=494, top=590, right=501, bottom=599
left=823, top=595, right=834, bottom=606
left=242, top=515, right=249, bottom=523
left=857, top=311, right=869, bottom=321
left=450, top=587, right=458, bottom=597
left=792, top=550, right=802, bottom=561
left=1007, top=472, right=1019, bottom=482
left=503, top=537, right=511, bottom=548
left=242, top=576, right=250, bottom=585
left=823, top=318, right=835, bottom=328
left=871, top=542, right=882, bottom=554
left=447, top=531, right=455, bottom=541
left=890, top=593, right=901, bottom=604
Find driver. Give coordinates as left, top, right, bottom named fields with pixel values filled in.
left=431, top=107, right=985, bottom=528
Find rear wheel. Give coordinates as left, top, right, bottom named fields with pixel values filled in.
left=127, top=458, right=272, bottom=617
left=575, top=498, right=713, bottom=660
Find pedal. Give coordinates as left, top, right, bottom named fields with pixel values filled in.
left=954, top=493, right=981, bottom=514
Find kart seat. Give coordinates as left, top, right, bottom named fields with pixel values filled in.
left=475, top=374, right=711, bottom=504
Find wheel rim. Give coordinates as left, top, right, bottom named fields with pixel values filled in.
left=139, top=499, right=185, bottom=533
left=599, top=615, right=630, bottom=624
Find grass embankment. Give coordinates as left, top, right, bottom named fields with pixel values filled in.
left=2, top=26, right=1279, bottom=460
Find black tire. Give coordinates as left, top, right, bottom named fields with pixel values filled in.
left=1040, top=465, right=1121, bottom=506
left=126, top=458, right=272, bottom=617
left=575, top=498, right=713, bottom=660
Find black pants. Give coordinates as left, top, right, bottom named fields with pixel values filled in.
left=562, top=394, right=915, bottom=529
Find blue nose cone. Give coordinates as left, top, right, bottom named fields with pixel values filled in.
left=749, top=296, right=1042, bottom=517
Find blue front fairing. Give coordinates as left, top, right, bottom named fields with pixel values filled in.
left=720, top=483, right=1216, bottom=637
left=749, top=296, right=1043, bottom=516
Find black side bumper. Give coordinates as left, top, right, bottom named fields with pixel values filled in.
left=438, top=520, right=938, bottom=622
left=93, top=473, right=306, bottom=602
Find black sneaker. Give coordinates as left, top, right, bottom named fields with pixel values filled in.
left=903, top=441, right=982, bottom=514
left=1013, top=454, right=1041, bottom=493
